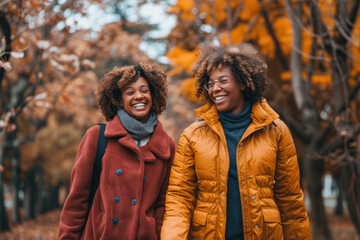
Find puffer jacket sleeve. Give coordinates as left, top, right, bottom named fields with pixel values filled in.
left=161, top=129, right=197, bottom=240
left=274, top=120, right=312, bottom=239
left=58, top=126, right=99, bottom=240
left=154, top=138, right=175, bottom=238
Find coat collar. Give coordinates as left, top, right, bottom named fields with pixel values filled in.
left=194, top=98, right=279, bottom=141
left=104, top=115, right=171, bottom=161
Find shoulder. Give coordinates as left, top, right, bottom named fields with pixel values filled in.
left=272, top=118, right=291, bottom=135
left=87, top=124, right=101, bottom=135
left=182, top=118, right=207, bottom=136
left=80, top=125, right=101, bottom=147
left=154, top=120, right=176, bottom=149
left=85, top=124, right=101, bottom=140
left=270, top=118, right=295, bottom=147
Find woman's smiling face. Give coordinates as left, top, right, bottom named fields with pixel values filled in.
left=121, top=76, right=152, bottom=123
left=208, top=66, right=245, bottom=114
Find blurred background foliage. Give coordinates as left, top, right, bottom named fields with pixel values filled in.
left=0, top=0, right=360, bottom=239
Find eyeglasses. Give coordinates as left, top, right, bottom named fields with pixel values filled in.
left=204, top=79, right=230, bottom=91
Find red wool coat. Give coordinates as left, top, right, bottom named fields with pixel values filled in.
left=58, top=116, right=175, bottom=240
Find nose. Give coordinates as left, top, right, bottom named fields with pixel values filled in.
left=134, top=91, right=144, bottom=99
left=212, top=81, right=222, bottom=91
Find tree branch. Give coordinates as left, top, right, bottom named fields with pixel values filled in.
left=259, top=1, right=288, bottom=70
left=317, top=81, right=360, bottom=147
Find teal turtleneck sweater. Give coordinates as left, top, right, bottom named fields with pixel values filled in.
left=219, top=100, right=252, bottom=240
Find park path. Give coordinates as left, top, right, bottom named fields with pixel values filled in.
left=0, top=208, right=359, bottom=240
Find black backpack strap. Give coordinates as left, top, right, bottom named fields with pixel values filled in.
left=88, top=123, right=107, bottom=210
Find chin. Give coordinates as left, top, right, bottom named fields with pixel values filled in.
left=215, top=104, right=227, bottom=112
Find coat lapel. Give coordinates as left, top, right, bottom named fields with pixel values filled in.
left=104, top=115, right=141, bottom=156
left=144, top=121, right=171, bottom=162
left=104, top=115, right=171, bottom=162
left=194, top=103, right=227, bottom=143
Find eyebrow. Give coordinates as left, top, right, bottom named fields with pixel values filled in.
left=209, top=75, right=229, bottom=81
left=124, top=84, right=149, bottom=90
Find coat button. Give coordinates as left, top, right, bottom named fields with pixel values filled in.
left=144, top=176, right=146, bottom=181
left=239, top=142, right=243, bottom=146
left=137, top=156, right=140, bottom=161
left=252, top=195, right=256, bottom=200
left=254, top=225, right=258, bottom=229
left=116, top=169, right=122, bottom=175
left=276, top=215, right=278, bottom=218
left=113, top=218, right=119, bottom=224
left=114, top=197, right=120, bottom=203
left=249, top=175, right=252, bottom=178
left=132, top=199, right=137, bottom=205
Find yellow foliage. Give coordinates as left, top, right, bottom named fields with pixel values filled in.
left=301, top=29, right=314, bottom=64
left=280, top=71, right=291, bottom=81
left=312, top=74, right=331, bottom=86
left=348, top=77, right=357, bottom=87
left=201, top=3, right=213, bottom=25
left=273, top=17, right=292, bottom=56
left=351, top=17, right=360, bottom=73
left=214, top=1, right=226, bottom=24
left=182, top=78, right=200, bottom=103
left=239, top=0, right=261, bottom=21
left=167, top=46, right=198, bottom=75
left=318, top=0, right=336, bottom=30
left=169, top=0, right=195, bottom=20
left=221, top=24, right=248, bottom=45
left=216, top=0, right=235, bottom=25
left=258, top=33, right=275, bottom=59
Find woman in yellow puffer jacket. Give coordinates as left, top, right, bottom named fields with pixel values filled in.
left=161, top=43, right=311, bottom=240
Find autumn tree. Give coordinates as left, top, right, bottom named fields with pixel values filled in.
left=0, top=0, right=159, bottom=232
left=164, top=0, right=360, bottom=239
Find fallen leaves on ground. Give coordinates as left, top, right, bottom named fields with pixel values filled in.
left=0, top=209, right=61, bottom=240
left=0, top=209, right=359, bottom=239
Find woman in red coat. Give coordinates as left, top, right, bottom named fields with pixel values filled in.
left=58, top=63, right=175, bottom=240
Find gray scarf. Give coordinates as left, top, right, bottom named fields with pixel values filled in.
left=117, top=108, right=157, bottom=142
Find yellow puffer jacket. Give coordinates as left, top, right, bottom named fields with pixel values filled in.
left=161, top=99, right=311, bottom=240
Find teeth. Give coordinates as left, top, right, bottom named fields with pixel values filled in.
left=133, top=103, right=145, bottom=108
left=215, top=96, right=226, bottom=100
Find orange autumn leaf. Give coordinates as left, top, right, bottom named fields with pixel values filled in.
left=220, top=24, right=248, bottom=45
left=30, top=74, right=37, bottom=84
left=182, top=78, right=199, bottom=103
left=280, top=71, right=291, bottom=81
left=168, top=0, right=195, bottom=20
left=273, top=17, right=292, bottom=56
left=167, top=46, right=198, bottom=75
left=60, top=93, right=71, bottom=104
left=312, top=74, right=331, bottom=85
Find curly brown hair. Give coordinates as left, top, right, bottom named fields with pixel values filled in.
left=96, top=63, right=168, bottom=121
left=193, top=43, right=268, bottom=103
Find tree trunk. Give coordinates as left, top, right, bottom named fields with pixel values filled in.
left=11, top=150, right=20, bottom=224
left=340, top=162, right=360, bottom=235
left=0, top=174, right=10, bottom=232
left=35, top=167, right=46, bottom=214
left=334, top=173, right=344, bottom=216
left=48, top=185, right=60, bottom=210
left=285, top=0, right=331, bottom=238
left=24, top=168, right=37, bottom=219
left=10, top=130, right=21, bottom=225
left=304, top=145, right=331, bottom=240
left=0, top=131, right=10, bottom=232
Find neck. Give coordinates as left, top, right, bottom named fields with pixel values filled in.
left=231, top=100, right=244, bottom=114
